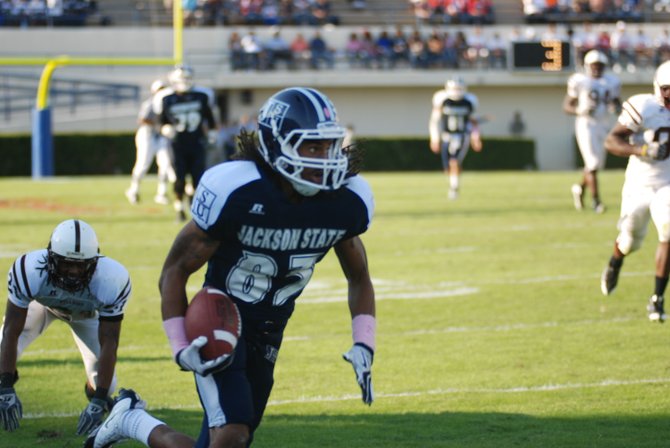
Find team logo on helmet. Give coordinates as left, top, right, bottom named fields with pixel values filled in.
left=259, top=100, right=289, bottom=130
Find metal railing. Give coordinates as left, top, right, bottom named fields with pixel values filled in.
left=0, top=72, right=140, bottom=122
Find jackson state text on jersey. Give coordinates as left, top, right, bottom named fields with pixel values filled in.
left=618, top=93, right=670, bottom=187
left=191, top=160, right=374, bottom=320
left=7, top=250, right=131, bottom=321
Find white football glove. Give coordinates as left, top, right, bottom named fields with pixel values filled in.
left=641, top=142, right=670, bottom=161
left=342, top=343, right=374, bottom=405
left=0, top=387, right=22, bottom=432
left=160, top=124, right=176, bottom=140
left=176, top=336, right=234, bottom=376
left=76, top=397, right=107, bottom=435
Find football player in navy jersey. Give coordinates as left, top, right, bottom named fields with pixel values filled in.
left=86, top=87, right=376, bottom=448
left=0, top=219, right=131, bottom=435
left=429, top=77, right=483, bottom=200
left=154, top=65, right=218, bottom=221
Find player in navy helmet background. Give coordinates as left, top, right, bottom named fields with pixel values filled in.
left=154, top=65, right=218, bottom=222
left=86, top=87, right=376, bottom=448
left=429, top=77, right=483, bottom=200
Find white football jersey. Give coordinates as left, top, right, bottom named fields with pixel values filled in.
left=618, top=93, right=670, bottom=187
left=567, top=72, right=621, bottom=121
left=7, top=249, right=131, bottom=320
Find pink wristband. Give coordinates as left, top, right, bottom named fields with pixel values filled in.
left=163, top=317, right=190, bottom=359
left=352, top=314, right=376, bottom=351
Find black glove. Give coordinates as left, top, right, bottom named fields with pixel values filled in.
left=76, top=397, right=108, bottom=435
left=0, top=387, right=22, bottom=432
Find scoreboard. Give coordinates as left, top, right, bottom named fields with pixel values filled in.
left=510, top=40, right=573, bottom=72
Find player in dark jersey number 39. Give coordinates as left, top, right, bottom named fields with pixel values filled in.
left=86, top=87, right=376, bottom=448
left=154, top=65, right=217, bottom=222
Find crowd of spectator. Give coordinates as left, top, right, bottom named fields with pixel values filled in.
left=168, top=0, right=342, bottom=27
left=409, top=0, right=495, bottom=25
left=226, top=22, right=670, bottom=72
left=522, top=0, right=643, bottom=23
left=0, top=0, right=98, bottom=26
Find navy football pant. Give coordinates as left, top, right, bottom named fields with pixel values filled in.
left=194, top=323, right=284, bottom=447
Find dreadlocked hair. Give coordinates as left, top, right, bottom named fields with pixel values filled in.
left=232, top=128, right=266, bottom=164
left=343, top=139, right=365, bottom=177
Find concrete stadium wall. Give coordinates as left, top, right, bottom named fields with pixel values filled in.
left=0, top=26, right=660, bottom=170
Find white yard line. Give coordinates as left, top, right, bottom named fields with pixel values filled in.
left=23, top=377, right=670, bottom=419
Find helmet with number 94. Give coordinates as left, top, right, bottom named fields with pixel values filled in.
left=47, top=219, right=100, bottom=292
left=654, top=61, right=670, bottom=110
left=584, top=50, right=608, bottom=78
left=445, top=77, right=467, bottom=101
left=168, top=65, right=194, bottom=93
left=257, top=87, right=348, bottom=197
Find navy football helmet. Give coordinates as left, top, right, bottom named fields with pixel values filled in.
left=168, top=64, right=194, bottom=93
left=47, top=219, right=99, bottom=292
left=257, top=87, right=348, bottom=196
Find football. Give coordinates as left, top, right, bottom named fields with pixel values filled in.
left=184, top=287, right=242, bottom=360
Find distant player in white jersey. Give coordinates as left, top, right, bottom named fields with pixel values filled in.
left=600, top=61, right=670, bottom=323
left=125, top=79, right=177, bottom=206
left=0, top=219, right=132, bottom=433
left=563, top=49, right=622, bottom=213
left=429, top=77, right=483, bottom=200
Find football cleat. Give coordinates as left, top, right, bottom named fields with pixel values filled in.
left=600, top=263, right=621, bottom=296
left=571, top=184, right=584, bottom=211
left=176, top=210, right=187, bottom=223
left=647, top=295, right=667, bottom=323
left=84, top=388, right=146, bottom=448
left=448, top=188, right=459, bottom=200
left=124, top=189, right=139, bottom=205
left=593, top=201, right=605, bottom=214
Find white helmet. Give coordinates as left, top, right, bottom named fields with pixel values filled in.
left=168, top=65, right=194, bottom=93
left=445, top=77, right=466, bottom=101
left=47, top=219, right=99, bottom=292
left=654, top=61, right=670, bottom=110
left=583, top=50, right=608, bottom=78
left=150, top=79, right=166, bottom=95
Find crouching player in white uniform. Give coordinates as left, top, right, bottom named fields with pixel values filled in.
left=563, top=50, right=622, bottom=213
left=0, top=219, right=132, bottom=433
left=125, top=79, right=177, bottom=206
left=600, top=61, right=670, bottom=323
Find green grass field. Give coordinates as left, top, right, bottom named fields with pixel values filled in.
left=1, top=170, right=669, bottom=448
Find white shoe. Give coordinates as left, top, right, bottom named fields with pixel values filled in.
left=85, top=388, right=146, bottom=448
left=647, top=295, right=667, bottom=323
left=124, top=189, right=139, bottom=205
left=448, top=188, right=459, bottom=200
left=571, top=184, right=583, bottom=211
left=153, top=194, right=169, bottom=205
